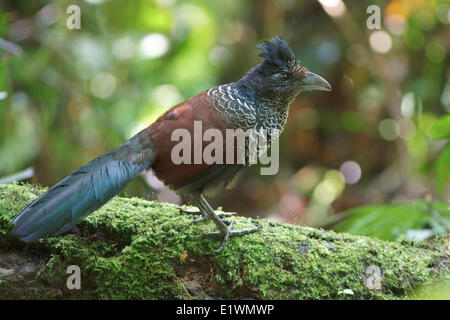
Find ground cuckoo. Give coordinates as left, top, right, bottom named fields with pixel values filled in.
left=12, top=36, right=331, bottom=252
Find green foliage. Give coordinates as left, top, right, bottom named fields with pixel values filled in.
left=334, top=200, right=450, bottom=242
left=429, top=114, right=450, bottom=197
left=0, top=0, right=226, bottom=193
left=430, top=115, right=450, bottom=140
left=436, top=144, right=450, bottom=197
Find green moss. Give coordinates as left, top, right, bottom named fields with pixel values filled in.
left=0, top=183, right=448, bottom=299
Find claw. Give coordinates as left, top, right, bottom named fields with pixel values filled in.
left=189, top=194, right=261, bottom=253
left=205, top=220, right=261, bottom=253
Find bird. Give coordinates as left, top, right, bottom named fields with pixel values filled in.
left=12, top=36, right=331, bottom=252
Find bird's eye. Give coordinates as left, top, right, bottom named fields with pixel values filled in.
left=280, top=73, right=289, bottom=81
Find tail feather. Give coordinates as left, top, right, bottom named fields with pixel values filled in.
left=12, top=130, right=156, bottom=242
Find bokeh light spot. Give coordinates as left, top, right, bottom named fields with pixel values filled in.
left=209, top=46, right=232, bottom=67
left=152, top=84, right=183, bottom=108
left=318, top=0, right=346, bottom=17
left=340, top=161, right=362, bottom=184
left=294, top=166, right=321, bottom=192
left=113, top=37, right=135, bottom=60
left=313, top=181, right=336, bottom=205
left=155, top=0, right=176, bottom=8
left=90, top=73, right=117, bottom=99
left=397, top=118, right=416, bottom=140
left=36, top=3, right=61, bottom=27
left=425, top=41, right=445, bottom=63
left=386, top=14, right=407, bottom=35
left=279, top=193, right=303, bottom=217
left=317, top=41, right=340, bottom=64
left=71, top=37, right=109, bottom=74
left=312, top=170, right=345, bottom=205
left=404, top=28, right=425, bottom=50
left=139, top=33, right=170, bottom=59
left=379, top=119, right=398, bottom=141
left=441, top=81, right=450, bottom=113
left=369, top=31, right=392, bottom=53
left=85, top=0, right=105, bottom=4
left=401, top=92, right=415, bottom=118
left=435, top=4, right=450, bottom=24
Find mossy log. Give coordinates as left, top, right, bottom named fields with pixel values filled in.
left=0, top=183, right=448, bottom=299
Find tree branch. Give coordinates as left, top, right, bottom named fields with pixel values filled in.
left=0, top=183, right=448, bottom=299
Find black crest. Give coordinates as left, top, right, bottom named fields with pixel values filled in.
left=256, top=35, right=296, bottom=68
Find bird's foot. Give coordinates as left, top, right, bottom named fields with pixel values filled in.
left=180, top=207, right=237, bottom=223
left=205, top=219, right=261, bottom=253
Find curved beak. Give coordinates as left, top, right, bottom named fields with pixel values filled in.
left=299, top=71, right=332, bottom=92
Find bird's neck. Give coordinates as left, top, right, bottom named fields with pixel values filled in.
left=206, top=82, right=291, bottom=132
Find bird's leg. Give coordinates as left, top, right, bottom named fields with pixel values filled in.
left=180, top=207, right=236, bottom=223
left=191, top=193, right=260, bottom=252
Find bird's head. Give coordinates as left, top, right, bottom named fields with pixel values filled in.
left=240, top=36, right=331, bottom=106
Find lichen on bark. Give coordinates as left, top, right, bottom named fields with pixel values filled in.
left=0, top=183, right=448, bottom=299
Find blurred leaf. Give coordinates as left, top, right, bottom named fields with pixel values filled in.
left=404, top=25, right=425, bottom=50
left=417, top=112, right=436, bottom=134
left=0, top=57, right=4, bottom=90
left=436, top=143, right=450, bottom=197
left=333, top=200, right=450, bottom=241
left=403, top=229, right=434, bottom=242
left=407, top=130, right=428, bottom=165
left=413, top=279, right=450, bottom=300
left=430, top=114, right=450, bottom=140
